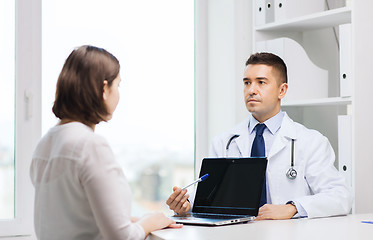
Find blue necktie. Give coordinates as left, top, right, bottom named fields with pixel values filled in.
left=251, top=123, right=267, bottom=207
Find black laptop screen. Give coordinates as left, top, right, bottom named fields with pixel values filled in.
left=192, top=158, right=267, bottom=216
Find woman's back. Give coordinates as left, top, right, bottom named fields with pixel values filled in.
left=31, top=122, right=144, bottom=240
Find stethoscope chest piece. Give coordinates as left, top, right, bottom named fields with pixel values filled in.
left=286, top=167, right=297, bottom=180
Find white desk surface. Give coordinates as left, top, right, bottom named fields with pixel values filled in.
left=149, top=213, right=373, bottom=240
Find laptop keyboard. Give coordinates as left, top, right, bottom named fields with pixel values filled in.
left=192, top=213, right=244, bottom=219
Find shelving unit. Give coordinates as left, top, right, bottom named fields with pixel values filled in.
left=251, top=0, right=373, bottom=214
left=252, top=0, right=355, bottom=208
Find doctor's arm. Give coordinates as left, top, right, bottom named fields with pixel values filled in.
left=292, top=135, right=353, bottom=218
left=255, top=203, right=297, bottom=220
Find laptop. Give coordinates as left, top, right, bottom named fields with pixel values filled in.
left=171, top=157, right=267, bottom=226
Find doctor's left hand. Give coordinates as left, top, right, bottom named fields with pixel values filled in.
left=255, top=204, right=297, bottom=220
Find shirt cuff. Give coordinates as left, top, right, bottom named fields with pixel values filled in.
left=134, top=222, right=146, bottom=240
left=287, top=200, right=308, bottom=218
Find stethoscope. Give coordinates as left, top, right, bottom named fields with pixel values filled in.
left=225, top=135, right=297, bottom=180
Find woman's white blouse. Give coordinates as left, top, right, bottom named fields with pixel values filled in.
left=30, top=122, right=145, bottom=240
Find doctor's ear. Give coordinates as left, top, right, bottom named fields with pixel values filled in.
left=103, top=80, right=109, bottom=100
left=278, top=83, right=288, bottom=100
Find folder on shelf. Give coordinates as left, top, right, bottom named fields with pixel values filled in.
left=338, top=115, right=352, bottom=187
left=274, top=0, right=286, bottom=22
left=255, top=0, right=266, bottom=26
left=339, top=23, right=352, bottom=97
left=265, top=0, right=275, bottom=23
left=256, top=37, right=328, bottom=101
left=274, top=0, right=324, bottom=22
left=326, top=0, right=348, bottom=9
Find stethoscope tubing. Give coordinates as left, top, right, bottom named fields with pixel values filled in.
left=225, top=135, right=297, bottom=179
left=291, top=139, right=295, bottom=168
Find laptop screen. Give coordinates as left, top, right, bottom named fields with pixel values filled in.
left=192, top=158, right=267, bottom=216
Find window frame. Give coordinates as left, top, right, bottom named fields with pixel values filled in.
left=0, top=0, right=41, bottom=237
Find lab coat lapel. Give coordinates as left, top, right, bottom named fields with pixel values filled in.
left=231, top=118, right=250, bottom=157
left=268, top=113, right=297, bottom=159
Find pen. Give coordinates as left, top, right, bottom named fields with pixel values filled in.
left=361, top=221, right=373, bottom=224
left=182, top=174, right=209, bottom=190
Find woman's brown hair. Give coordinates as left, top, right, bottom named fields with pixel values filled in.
left=52, top=45, right=120, bottom=125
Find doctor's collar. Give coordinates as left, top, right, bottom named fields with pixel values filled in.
left=249, top=111, right=284, bottom=135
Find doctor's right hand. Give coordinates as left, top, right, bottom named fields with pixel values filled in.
left=166, top=186, right=191, bottom=214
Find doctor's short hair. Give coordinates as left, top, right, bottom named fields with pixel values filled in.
left=245, top=52, right=288, bottom=84
left=52, top=45, right=120, bottom=125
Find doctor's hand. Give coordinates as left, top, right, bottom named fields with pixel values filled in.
left=166, top=186, right=191, bottom=214
left=255, top=204, right=297, bottom=221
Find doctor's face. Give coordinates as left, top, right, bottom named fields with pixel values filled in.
left=243, top=64, right=288, bottom=123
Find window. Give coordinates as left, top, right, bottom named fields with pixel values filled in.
left=0, top=0, right=15, bottom=220
left=42, top=0, right=194, bottom=216
left=0, top=0, right=41, bottom=236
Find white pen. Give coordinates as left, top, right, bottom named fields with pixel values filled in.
left=182, top=174, right=209, bottom=190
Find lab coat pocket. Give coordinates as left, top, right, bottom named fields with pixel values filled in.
left=284, top=163, right=310, bottom=198
left=268, top=163, right=308, bottom=204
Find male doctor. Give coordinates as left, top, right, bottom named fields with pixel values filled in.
left=167, top=52, right=353, bottom=220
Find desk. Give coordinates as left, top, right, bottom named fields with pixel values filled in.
left=149, top=214, right=373, bottom=240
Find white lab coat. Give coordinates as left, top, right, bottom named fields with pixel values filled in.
left=210, top=113, right=353, bottom=218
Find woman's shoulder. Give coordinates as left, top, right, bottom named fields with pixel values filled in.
left=64, top=123, right=110, bottom=154
left=34, top=122, right=110, bottom=161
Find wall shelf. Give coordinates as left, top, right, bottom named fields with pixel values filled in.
left=255, top=7, right=351, bottom=32
left=282, top=97, right=352, bottom=107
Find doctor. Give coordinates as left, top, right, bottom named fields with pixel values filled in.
left=167, top=52, right=353, bottom=220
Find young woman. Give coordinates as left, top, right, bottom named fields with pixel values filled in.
left=30, top=45, right=181, bottom=240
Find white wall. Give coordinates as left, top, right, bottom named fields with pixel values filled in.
left=353, top=0, right=373, bottom=214
left=207, top=0, right=252, bottom=142
left=195, top=0, right=252, bottom=173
